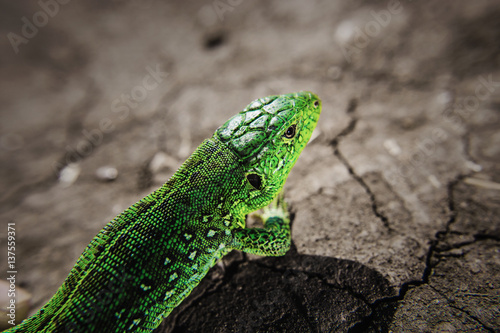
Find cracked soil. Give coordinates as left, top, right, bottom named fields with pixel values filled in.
left=1, top=1, right=499, bottom=332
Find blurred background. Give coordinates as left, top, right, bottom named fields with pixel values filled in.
left=1, top=0, right=499, bottom=331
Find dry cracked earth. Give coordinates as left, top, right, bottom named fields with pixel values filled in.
left=1, top=1, right=499, bottom=332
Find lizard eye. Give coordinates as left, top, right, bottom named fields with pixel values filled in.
left=284, top=125, right=296, bottom=139
left=246, top=173, right=262, bottom=190
left=313, top=100, right=319, bottom=108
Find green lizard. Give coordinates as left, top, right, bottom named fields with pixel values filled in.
left=5, top=91, right=321, bottom=332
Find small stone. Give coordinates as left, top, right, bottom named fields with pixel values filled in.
left=469, top=261, right=482, bottom=274
left=436, top=91, right=452, bottom=105
left=58, top=163, right=81, bottom=187
left=95, top=166, right=118, bottom=181
left=149, top=152, right=178, bottom=173
left=400, top=117, right=418, bottom=130
left=465, top=160, right=482, bottom=172
left=435, top=322, right=456, bottom=332
left=334, top=20, right=356, bottom=43
left=384, top=139, right=402, bottom=156
left=428, top=175, right=441, bottom=188
left=446, top=248, right=464, bottom=257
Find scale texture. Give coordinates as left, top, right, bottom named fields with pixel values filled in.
left=5, top=91, right=321, bottom=332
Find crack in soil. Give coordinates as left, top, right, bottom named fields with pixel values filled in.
left=254, top=260, right=373, bottom=308
left=287, top=289, right=320, bottom=333
left=334, top=146, right=393, bottom=232
left=435, top=233, right=500, bottom=254
left=329, top=115, right=393, bottom=232
left=428, top=284, right=496, bottom=332
left=350, top=172, right=498, bottom=331
left=330, top=114, right=494, bottom=330
left=165, top=100, right=496, bottom=332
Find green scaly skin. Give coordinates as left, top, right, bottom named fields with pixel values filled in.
left=4, top=91, right=321, bottom=332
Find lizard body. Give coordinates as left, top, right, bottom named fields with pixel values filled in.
left=5, top=91, right=321, bottom=332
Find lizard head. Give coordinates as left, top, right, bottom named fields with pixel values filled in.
left=216, top=91, right=321, bottom=210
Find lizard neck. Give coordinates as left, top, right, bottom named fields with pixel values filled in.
left=160, top=136, right=249, bottom=224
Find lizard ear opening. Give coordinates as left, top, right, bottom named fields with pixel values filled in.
left=246, top=173, right=262, bottom=190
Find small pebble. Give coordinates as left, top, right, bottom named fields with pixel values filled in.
left=464, top=160, right=482, bottom=172
left=444, top=248, right=464, bottom=257
left=436, top=91, right=452, bottom=105
left=58, top=163, right=81, bottom=187
left=95, top=166, right=118, bottom=181
left=469, top=260, right=482, bottom=274
left=384, top=139, right=402, bottom=156
left=149, top=152, right=178, bottom=173
left=428, top=175, right=441, bottom=188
